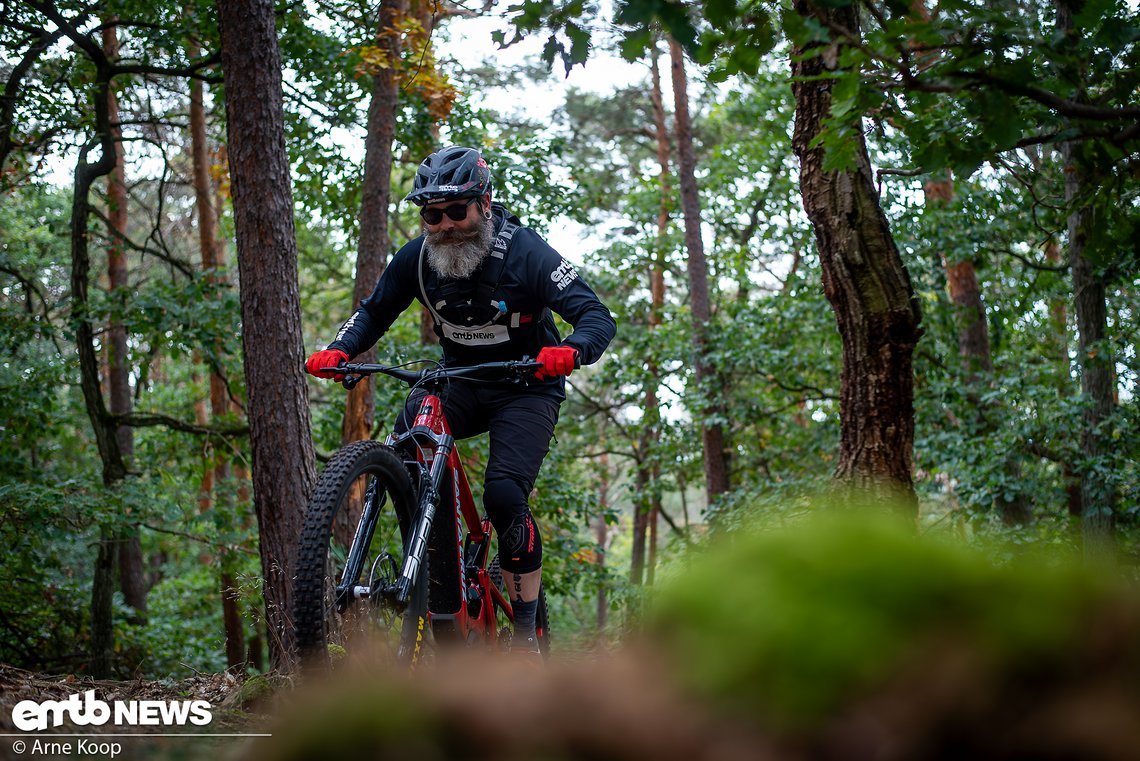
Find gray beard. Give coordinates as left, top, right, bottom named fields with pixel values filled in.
left=423, top=215, right=494, bottom=280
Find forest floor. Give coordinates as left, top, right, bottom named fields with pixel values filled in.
left=0, top=664, right=268, bottom=760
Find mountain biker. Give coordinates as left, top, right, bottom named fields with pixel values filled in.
left=305, top=145, right=616, bottom=655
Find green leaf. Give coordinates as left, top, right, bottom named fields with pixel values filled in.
left=541, top=35, right=561, bottom=67
left=1073, top=0, right=1115, bottom=30
left=782, top=8, right=831, bottom=46
left=705, top=0, right=738, bottom=28
left=695, top=31, right=723, bottom=66
left=829, top=72, right=859, bottom=119
left=620, top=28, right=653, bottom=61
left=566, top=22, right=591, bottom=66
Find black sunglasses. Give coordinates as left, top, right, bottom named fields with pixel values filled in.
left=420, top=197, right=478, bottom=225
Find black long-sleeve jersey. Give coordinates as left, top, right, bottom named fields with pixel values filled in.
left=327, top=204, right=616, bottom=371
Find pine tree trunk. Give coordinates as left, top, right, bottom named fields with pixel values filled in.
left=927, top=176, right=1030, bottom=525
left=102, top=21, right=148, bottom=619
left=929, top=178, right=993, bottom=382
left=102, top=23, right=132, bottom=466
left=90, top=529, right=116, bottom=677
left=630, top=465, right=649, bottom=585
left=646, top=44, right=669, bottom=586
left=221, top=571, right=245, bottom=670
left=342, top=0, right=407, bottom=446
left=1044, top=236, right=1083, bottom=517
left=595, top=453, right=609, bottom=634
left=790, top=1, right=923, bottom=511
left=668, top=36, right=729, bottom=503
left=190, top=37, right=246, bottom=670
left=217, top=0, right=317, bottom=669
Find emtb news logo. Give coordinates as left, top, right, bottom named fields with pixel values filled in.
left=11, top=690, right=212, bottom=731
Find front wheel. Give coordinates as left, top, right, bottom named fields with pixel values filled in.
left=294, top=440, right=428, bottom=668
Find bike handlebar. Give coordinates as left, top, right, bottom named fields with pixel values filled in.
left=334, top=358, right=546, bottom=390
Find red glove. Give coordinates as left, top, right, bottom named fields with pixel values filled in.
left=535, top=345, right=579, bottom=380
left=305, top=348, right=349, bottom=381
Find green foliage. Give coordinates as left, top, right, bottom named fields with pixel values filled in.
left=4, top=0, right=1139, bottom=685
left=652, top=506, right=1124, bottom=728
left=116, top=561, right=243, bottom=676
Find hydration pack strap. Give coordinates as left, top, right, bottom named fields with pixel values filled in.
left=475, top=219, right=519, bottom=309
left=418, top=218, right=520, bottom=329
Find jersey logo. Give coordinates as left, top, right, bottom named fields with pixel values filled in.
left=334, top=312, right=358, bottom=341
left=551, top=258, right=579, bottom=291
left=440, top=321, right=510, bottom=346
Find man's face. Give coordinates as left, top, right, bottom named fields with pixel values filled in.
left=421, top=194, right=494, bottom=279
left=420, top=195, right=486, bottom=240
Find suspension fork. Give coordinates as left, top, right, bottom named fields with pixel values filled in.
left=335, top=479, right=384, bottom=610
left=395, top=432, right=455, bottom=606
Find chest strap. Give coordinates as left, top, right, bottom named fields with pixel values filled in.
left=419, top=219, right=520, bottom=330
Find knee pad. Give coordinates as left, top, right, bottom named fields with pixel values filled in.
left=484, top=477, right=542, bottom=574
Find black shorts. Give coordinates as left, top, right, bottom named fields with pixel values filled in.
left=394, top=381, right=562, bottom=498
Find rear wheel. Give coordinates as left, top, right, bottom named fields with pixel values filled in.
left=294, top=441, right=428, bottom=668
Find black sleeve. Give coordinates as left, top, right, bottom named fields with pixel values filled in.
left=523, top=230, right=617, bottom=365
left=326, top=240, right=421, bottom=358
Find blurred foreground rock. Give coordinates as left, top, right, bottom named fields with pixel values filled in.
left=239, top=510, right=1140, bottom=761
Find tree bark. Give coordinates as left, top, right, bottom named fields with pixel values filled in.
left=1057, top=0, right=1116, bottom=561
left=1063, top=146, right=1116, bottom=555
left=668, top=36, right=729, bottom=504
left=101, top=21, right=148, bottom=619
left=342, top=0, right=407, bottom=446
left=1044, top=236, right=1083, bottom=517
left=646, top=43, right=669, bottom=585
left=61, top=24, right=126, bottom=676
left=217, top=0, right=317, bottom=669
left=190, top=36, right=246, bottom=671
left=790, top=1, right=923, bottom=512
left=595, top=453, right=609, bottom=634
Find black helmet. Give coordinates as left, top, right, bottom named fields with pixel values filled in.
left=405, top=146, right=493, bottom=206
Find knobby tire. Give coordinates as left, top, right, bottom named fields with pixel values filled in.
left=294, top=440, right=427, bottom=669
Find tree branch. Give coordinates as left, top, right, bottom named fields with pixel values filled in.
left=0, top=23, right=69, bottom=172
left=141, top=523, right=257, bottom=555
left=112, top=412, right=249, bottom=437
left=88, top=207, right=196, bottom=278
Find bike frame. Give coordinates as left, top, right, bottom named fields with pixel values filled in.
left=380, top=378, right=515, bottom=647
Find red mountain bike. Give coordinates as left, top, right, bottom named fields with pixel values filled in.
left=293, top=359, right=550, bottom=668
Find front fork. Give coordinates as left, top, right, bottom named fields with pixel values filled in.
left=393, top=434, right=454, bottom=607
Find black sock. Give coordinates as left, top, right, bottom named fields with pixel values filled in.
left=513, top=597, right=538, bottom=641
